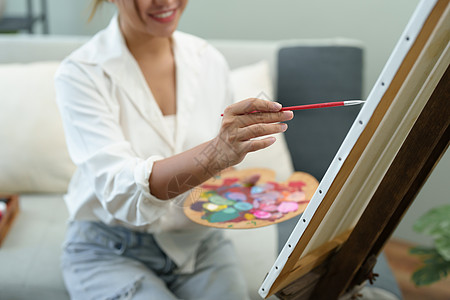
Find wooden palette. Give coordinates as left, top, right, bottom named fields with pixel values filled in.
left=183, top=168, right=319, bottom=229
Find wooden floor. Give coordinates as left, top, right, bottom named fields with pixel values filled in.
left=383, top=238, right=450, bottom=300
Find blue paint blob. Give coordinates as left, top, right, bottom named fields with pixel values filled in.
left=226, top=192, right=247, bottom=202
left=234, top=202, right=253, bottom=211
left=251, top=186, right=265, bottom=194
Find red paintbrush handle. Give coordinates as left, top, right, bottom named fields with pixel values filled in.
left=281, top=101, right=345, bottom=111
left=220, top=101, right=362, bottom=116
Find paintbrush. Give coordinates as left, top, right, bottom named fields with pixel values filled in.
left=221, top=100, right=365, bottom=116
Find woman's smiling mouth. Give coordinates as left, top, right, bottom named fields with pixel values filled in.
left=149, top=9, right=177, bottom=23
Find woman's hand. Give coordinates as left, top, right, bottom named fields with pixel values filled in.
left=212, top=98, right=294, bottom=168
left=149, top=98, right=293, bottom=200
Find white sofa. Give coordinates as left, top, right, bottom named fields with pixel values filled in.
left=0, top=34, right=382, bottom=300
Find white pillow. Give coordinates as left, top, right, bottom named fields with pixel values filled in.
left=230, top=60, right=294, bottom=181
left=0, top=62, right=75, bottom=193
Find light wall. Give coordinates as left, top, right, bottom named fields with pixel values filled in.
left=5, top=0, right=421, bottom=96
left=4, top=0, right=448, bottom=245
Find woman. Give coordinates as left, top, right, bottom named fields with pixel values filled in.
left=55, top=0, right=293, bottom=299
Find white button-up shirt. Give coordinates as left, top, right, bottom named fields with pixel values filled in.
left=55, top=16, right=232, bottom=272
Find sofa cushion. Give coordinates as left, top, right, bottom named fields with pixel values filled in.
left=0, top=62, right=75, bottom=194
left=0, top=195, right=70, bottom=299
left=277, top=45, right=363, bottom=181
left=230, top=60, right=274, bottom=101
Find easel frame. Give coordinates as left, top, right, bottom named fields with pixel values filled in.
left=259, top=0, right=450, bottom=298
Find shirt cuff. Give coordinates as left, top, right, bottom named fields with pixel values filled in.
left=134, top=155, right=168, bottom=207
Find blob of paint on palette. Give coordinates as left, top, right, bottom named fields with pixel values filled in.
left=225, top=192, right=247, bottom=202
left=190, top=177, right=310, bottom=224
left=234, top=202, right=253, bottom=211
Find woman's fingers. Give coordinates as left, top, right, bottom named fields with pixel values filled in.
left=223, top=98, right=282, bottom=117
left=235, top=110, right=293, bottom=127
left=243, top=136, right=277, bottom=153
left=223, top=98, right=293, bottom=128
left=215, top=98, right=294, bottom=168
left=236, top=123, right=288, bottom=141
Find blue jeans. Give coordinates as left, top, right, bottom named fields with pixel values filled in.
left=61, top=221, right=249, bottom=300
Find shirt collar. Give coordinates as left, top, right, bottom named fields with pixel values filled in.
left=69, top=15, right=205, bottom=151
left=95, top=14, right=131, bottom=81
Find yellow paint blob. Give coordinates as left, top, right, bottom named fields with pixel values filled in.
left=244, top=213, right=256, bottom=220
left=203, top=203, right=227, bottom=212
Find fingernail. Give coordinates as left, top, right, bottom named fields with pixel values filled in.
left=283, top=111, right=294, bottom=119
left=281, top=123, right=288, bottom=132
left=273, top=102, right=282, bottom=111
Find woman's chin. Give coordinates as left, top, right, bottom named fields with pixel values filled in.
left=141, top=21, right=178, bottom=38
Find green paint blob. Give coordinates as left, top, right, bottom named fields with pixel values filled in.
left=208, top=210, right=240, bottom=223
left=209, top=195, right=236, bottom=206
left=223, top=207, right=237, bottom=214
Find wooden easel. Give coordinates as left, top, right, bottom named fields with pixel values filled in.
left=261, top=1, right=450, bottom=298
left=276, top=60, right=449, bottom=300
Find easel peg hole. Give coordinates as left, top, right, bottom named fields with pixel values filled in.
left=381, top=82, right=385, bottom=86
left=288, top=244, right=292, bottom=248
left=338, top=157, right=342, bottom=161
left=359, top=120, right=363, bottom=125
left=302, top=218, right=306, bottom=222
left=406, top=36, right=410, bottom=41
left=275, top=266, right=279, bottom=270
left=319, top=190, right=323, bottom=194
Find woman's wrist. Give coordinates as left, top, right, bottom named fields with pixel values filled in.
left=148, top=138, right=235, bottom=200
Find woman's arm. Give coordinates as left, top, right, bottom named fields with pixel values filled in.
left=149, top=98, right=293, bottom=199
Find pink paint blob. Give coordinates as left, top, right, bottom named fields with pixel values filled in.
left=260, top=204, right=278, bottom=212
left=252, top=200, right=260, bottom=209
left=277, top=201, right=299, bottom=213
left=262, top=183, right=275, bottom=190
left=253, top=210, right=272, bottom=219
left=271, top=212, right=284, bottom=219
left=285, top=191, right=306, bottom=202
left=258, top=198, right=276, bottom=206
left=257, top=191, right=281, bottom=202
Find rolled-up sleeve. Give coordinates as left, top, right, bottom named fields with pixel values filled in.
left=55, top=61, right=170, bottom=226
